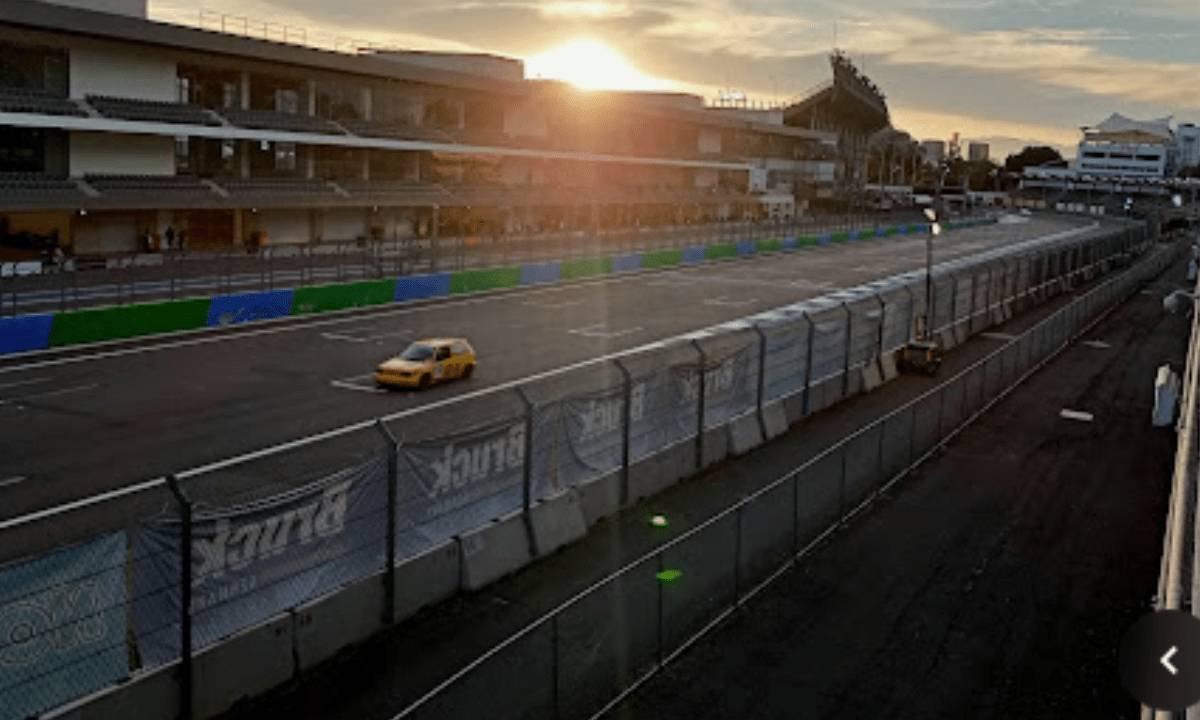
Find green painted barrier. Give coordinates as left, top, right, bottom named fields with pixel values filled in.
left=561, top=257, right=611, bottom=280
left=705, top=243, right=737, bottom=260
left=449, top=267, right=523, bottom=294
left=884, top=227, right=899, bottom=236
left=292, top=279, right=395, bottom=314
left=797, top=236, right=820, bottom=247
left=48, top=298, right=210, bottom=347
left=641, top=248, right=683, bottom=269
left=831, top=232, right=849, bottom=243
left=757, top=238, right=782, bottom=252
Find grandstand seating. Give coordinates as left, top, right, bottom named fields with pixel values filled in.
left=0, top=87, right=87, bottom=117
left=217, top=178, right=339, bottom=197
left=219, top=108, right=342, bottom=135
left=85, top=174, right=218, bottom=200
left=86, top=95, right=221, bottom=126
left=0, top=173, right=82, bottom=202
left=339, top=119, right=457, bottom=144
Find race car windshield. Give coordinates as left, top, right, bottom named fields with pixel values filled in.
left=399, top=344, right=435, bottom=361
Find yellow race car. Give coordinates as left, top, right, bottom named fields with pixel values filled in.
left=375, top=338, right=476, bottom=390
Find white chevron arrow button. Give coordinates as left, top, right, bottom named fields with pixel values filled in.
left=1161, top=646, right=1179, bottom=676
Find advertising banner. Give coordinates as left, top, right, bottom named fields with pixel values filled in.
left=671, top=344, right=755, bottom=429
left=809, top=316, right=848, bottom=382
left=395, top=415, right=552, bottom=557
left=0, top=533, right=127, bottom=720
left=131, top=456, right=388, bottom=667
left=762, top=322, right=809, bottom=402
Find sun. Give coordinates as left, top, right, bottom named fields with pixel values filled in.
left=525, top=39, right=671, bottom=91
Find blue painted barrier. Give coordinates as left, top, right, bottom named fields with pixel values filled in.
left=206, top=289, right=296, bottom=327
left=520, top=262, right=562, bottom=286
left=819, top=233, right=832, bottom=246
left=736, top=241, right=757, bottom=256
left=848, top=230, right=861, bottom=241
left=0, top=313, right=54, bottom=355
left=782, top=237, right=798, bottom=250
left=897, top=225, right=908, bottom=235
left=682, top=246, right=706, bottom=264
left=875, top=227, right=886, bottom=238
left=395, top=273, right=451, bottom=302
left=612, top=254, right=643, bottom=273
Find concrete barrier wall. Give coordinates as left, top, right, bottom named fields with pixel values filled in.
left=576, top=470, right=622, bottom=526
left=530, top=489, right=588, bottom=556
left=394, top=538, right=460, bottom=622
left=682, top=246, right=706, bottom=264
left=49, top=298, right=210, bottom=346
left=192, top=612, right=294, bottom=720
left=43, top=662, right=180, bottom=720
left=293, top=574, right=386, bottom=674
left=292, top=279, right=395, bottom=314
left=458, top=509, right=534, bottom=591
left=628, top=441, right=693, bottom=501
left=561, top=256, right=612, bottom=280
left=449, top=267, right=522, bottom=294
left=736, top=241, right=757, bottom=256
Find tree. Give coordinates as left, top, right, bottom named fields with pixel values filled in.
left=1004, top=146, right=1065, bottom=173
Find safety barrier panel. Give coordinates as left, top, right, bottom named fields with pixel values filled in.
left=394, top=272, right=452, bottom=302
left=560, top=256, right=612, bottom=280
left=736, top=241, right=757, bottom=256
left=292, top=278, right=395, bottom=314
left=0, top=312, right=54, bottom=354
left=705, top=243, right=738, bottom=260
left=1, top=217, right=1152, bottom=720
left=48, top=298, right=210, bottom=346
left=448, top=267, right=522, bottom=294
left=640, top=248, right=683, bottom=269
left=611, top=253, right=644, bottom=273
left=518, top=261, right=562, bottom=286
left=206, top=289, right=295, bottom=327
left=681, top=246, right=706, bottom=264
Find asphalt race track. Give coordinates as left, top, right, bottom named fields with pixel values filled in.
left=0, top=216, right=1107, bottom=557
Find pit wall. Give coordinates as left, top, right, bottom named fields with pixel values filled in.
left=0, top=220, right=989, bottom=355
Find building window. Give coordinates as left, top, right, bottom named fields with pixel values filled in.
left=175, top=136, right=190, bottom=171
left=221, top=139, right=236, bottom=171
left=222, top=82, right=239, bottom=110
left=275, top=142, right=296, bottom=171
left=177, top=77, right=190, bottom=104
left=276, top=89, right=299, bottom=114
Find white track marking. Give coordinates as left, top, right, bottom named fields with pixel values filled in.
left=980, top=332, right=1018, bottom=341
left=321, top=332, right=368, bottom=343
left=1059, top=409, right=1095, bottom=422
left=0, top=377, right=51, bottom=390
left=1083, top=340, right=1111, bottom=349
left=0, top=384, right=99, bottom=405
left=0, top=476, right=25, bottom=488
left=568, top=324, right=643, bottom=339
left=704, top=296, right=758, bottom=307
left=330, top=380, right=386, bottom=394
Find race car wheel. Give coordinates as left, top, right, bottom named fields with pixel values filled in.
left=418, top=374, right=432, bottom=390
left=462, top=364, right=475, bottom=380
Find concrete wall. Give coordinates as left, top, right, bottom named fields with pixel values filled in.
left=69, top=47, right=176, bottom=101
left=323, top=208, right=367, bottom=242
left=72, top=212, right=142, bottom=253
left=698, top=128, right=722, bottom=154
left=69, top=132, right=174, bottom=177
left=694, top=168, right=719, bottom=188
left=502, top=101, right=547, bottom=139
left=251, top=210, right=311, bottom=245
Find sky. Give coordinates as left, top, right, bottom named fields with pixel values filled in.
left=148, top=0, right=1200, bottom=160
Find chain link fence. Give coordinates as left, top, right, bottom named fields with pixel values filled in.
left=0, top=219, right=1155, bottom=720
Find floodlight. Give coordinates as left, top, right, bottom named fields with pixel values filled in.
left=923, top=208, right=937, bottom=221
left=931, top=223, right=942, bottom=236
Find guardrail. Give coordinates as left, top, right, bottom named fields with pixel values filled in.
left=1147, top=247, right=1200, bottom=720
left=0, top=216, right=1145, bottom=720
left=391, top=230, right=1177, bottom=720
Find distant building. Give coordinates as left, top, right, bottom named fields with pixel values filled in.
left=968, top=142, right=989, bottom=163
left=919, top=140, right=945, bottom=165
left=1178, top=123, right=1200, bottom=170
left=1076, top=113, right=1174, bottom=179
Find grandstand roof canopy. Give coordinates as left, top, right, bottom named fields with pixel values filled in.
left=1086, top=113, right=1174, bottom=142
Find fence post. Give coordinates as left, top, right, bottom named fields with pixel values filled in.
left=373, top=419, right=399, bottom=626
left=841, top=303, right=852, bottom=397
left=802, top=312, right=814, bottom=417
left=691, top=339, right=706, bottom=471
left=613, top=358, right=633, bottom=506
left=948, top=274, right=959, bottom=338
left=164, top=474, right=193, bottom=720
left=752, top=325, right=768, bottom=440
left=514, top=386, right=538, bottom=558
left=875, top=295, right=886, bottom=357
